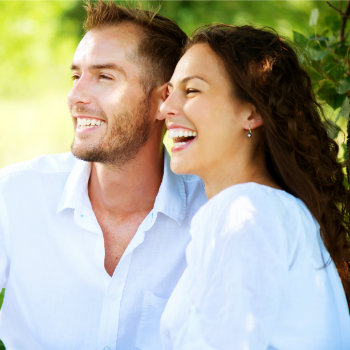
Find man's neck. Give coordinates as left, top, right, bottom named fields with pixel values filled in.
left=88, top=142, right=164, bottom=276
left=88, top=144, right=164, bottom=217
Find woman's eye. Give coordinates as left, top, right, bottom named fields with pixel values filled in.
left=72, top=74, right=80, bottom=81
left=186, top=88, right=199, bottom=95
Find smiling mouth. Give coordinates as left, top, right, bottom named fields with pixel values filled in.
left=168, top=129, right=197, bottom=146
left=76, top=118, right=105, bottom=129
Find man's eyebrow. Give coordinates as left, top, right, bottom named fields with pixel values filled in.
left=168, top=75, right=209, bottom=87
left=70, top=63, right=126, bottom=77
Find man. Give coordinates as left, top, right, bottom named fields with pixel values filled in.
left=0, top=2, right=206, bottom=349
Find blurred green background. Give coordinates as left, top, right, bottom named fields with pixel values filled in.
left=0, top=1, right=349, bottom=348
left=0, top=0, right=345, bottom=168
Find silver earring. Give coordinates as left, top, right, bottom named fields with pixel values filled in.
left=247, top=128, right=252, bottom=138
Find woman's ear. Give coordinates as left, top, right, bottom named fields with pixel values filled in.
left=244, top=105, right=263, bottom=130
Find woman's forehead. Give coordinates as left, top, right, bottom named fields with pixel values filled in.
left=171, top=43, right=232, bottom=86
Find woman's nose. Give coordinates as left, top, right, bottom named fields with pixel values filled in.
left=159, top=90, right=181, bottom=120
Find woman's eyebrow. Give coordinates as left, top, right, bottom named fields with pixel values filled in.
left=168, top=75, right=209, bottom=87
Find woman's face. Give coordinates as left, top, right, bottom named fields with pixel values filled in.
left=160, top=43, right=254, bottom=178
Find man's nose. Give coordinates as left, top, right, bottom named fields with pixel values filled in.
left=67, top=75, right=92, bottom=106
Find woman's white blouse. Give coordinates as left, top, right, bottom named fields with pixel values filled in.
left=161, top=183, right=350, bottom=350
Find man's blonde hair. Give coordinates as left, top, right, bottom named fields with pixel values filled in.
left=84, top=1, right=187, bottom=91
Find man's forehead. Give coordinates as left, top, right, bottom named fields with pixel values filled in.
left=74, top=23, right=142, bottom=62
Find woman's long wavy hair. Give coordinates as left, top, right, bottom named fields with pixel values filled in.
left=186, top=24, right=350, bottom=306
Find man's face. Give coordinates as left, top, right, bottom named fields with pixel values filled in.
left=67, top=24, right=154, bottom=166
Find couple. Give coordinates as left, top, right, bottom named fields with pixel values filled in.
left=0, top=1, right=349, bottom=349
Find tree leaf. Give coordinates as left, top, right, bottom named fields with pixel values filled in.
left=336, top=78, right=350, bottom=94
left=307, top=66, right=324, bottom=83
left=307, top=48, right=328, bottom=61
left=293, top=31, right=308, bottom=47
left=318, top=81, right=346, bottom=109
left=321, top=58, right=346, bottom=81
left=339, top=97, right=350, bottom=120
left=323, top=119, right=342, bottom=139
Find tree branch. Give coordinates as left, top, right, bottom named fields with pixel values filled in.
left=327, top=1, right=350, bottom=19
left=341, top=1, right=350, bottom=41
left=327, top=1, right=350, bottom=42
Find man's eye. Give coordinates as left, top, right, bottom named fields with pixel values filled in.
left=99, top=74, right=113, bottom=80
left=72, top=74, right=80, bottom=81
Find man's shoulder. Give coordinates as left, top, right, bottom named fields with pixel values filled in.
left=0, top=153, right=77, bottom=185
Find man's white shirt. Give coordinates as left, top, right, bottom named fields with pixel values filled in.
left=0, top=150, right=206, bottom=350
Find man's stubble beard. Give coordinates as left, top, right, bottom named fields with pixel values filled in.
left=71, top=98, right=152, bottom=167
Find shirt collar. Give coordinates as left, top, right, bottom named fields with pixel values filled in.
left=57, top=156, right=91, bottom=213
left=153, top=149, right=187, bottom=224
left=57, top=149, right=187, bottom=224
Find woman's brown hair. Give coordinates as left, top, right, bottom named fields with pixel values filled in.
left=187, top=24, right=350, bottom=306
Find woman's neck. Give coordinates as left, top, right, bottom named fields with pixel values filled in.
left=201, top=150, right=279, bottom=199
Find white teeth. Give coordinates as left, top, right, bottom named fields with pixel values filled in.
left=77, top=118, right=105, bottom=128
left=168, top=129, right=197, bottom=138
left=174, top=142, right=187, bottom=147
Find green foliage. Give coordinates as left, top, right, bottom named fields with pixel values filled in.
left=0, top=289, right=4, bottom=309
left=293, top=1, right=350, bottom=128
left=292, top=1, right=350, bottom=184
left=0, top=289, right=4, bottom=349
left=0, top=1, right=80, bottom=99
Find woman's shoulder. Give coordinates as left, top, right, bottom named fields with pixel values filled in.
left=193, top=182, right=318, bottom=240
left=190, top=182, right=321, bottom=270
left=199, top=182, right=306, bottom=216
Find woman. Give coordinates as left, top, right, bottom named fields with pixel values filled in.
left=160, top=25, right=350, bottom=349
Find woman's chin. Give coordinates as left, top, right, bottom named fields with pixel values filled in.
left=170, top=158, right=196, bottom=176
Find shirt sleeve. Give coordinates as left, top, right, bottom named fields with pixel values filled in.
left=176, top=190, right=289, bottom=350
left=0, top=192, right=10, bottom=289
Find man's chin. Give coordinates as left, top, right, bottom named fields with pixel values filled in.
left=71, top=144, right=99, bottom=163
left=71, top=144, right=121, bottom=165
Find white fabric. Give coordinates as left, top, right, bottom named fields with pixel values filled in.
left=0, top=150, right=207, bottom=350
left=161, top=183, right=350, bottom=350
